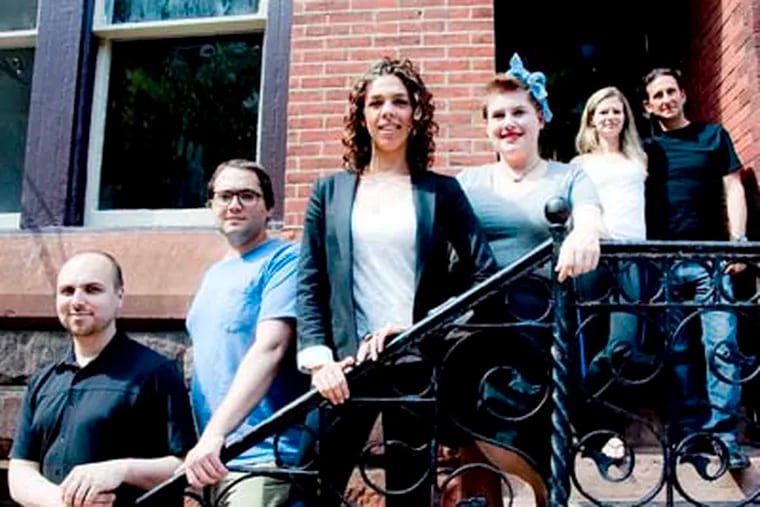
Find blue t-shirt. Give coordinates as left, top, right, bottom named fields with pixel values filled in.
left=187, top=238, right=306, bottom=467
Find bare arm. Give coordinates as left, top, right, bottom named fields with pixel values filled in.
left=9, top=459, right=67, bottom=507
left=724, top=172, right=747, bottom=239
left=201, top=319, right=292, bottom=439
left=58, top=456, right=181, bottom=507
left=119, top=456, right=183, bottom=490
left=556, top=204, right=604, bottom=281
left=183, top=319, right=294, bottom=488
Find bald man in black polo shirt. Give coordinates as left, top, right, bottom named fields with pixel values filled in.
left=8, top=251, right=196, bottom=507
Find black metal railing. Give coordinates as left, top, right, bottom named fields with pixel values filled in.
left=137, top=200, right=760, bottom=506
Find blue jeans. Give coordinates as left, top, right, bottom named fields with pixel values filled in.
left=575, top=262, right=652, bottom=382
left=574, top=262, right=652, bottom=438
left=668, top=262, right=740, bottom=446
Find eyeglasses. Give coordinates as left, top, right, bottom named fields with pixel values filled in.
left=211, top=189, right=263, bottom=206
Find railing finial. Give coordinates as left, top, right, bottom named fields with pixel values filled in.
left=544, top=196, right=570, bottom=226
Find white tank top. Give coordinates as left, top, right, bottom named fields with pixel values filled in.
left=577, top=155, right=646, bottom=240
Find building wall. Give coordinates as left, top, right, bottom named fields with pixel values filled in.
left=2, top=0, right=760, bottom=480
left=284, top=0, right=497, bottom=229
left=689, top=0, right=760, bottom=172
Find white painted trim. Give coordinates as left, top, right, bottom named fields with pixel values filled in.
left=93, top=14, right=266, bottom=40
left=0, top=30, right=36, bottom=49
left=87, top=208, right=215, bottom=228
left=259, top=0, right=270, bottom=19
left=84, top=40, right=112, bottom=227
left=0, top=213, right=21, bottom=230
left=92, top=0, right=107, bottom=30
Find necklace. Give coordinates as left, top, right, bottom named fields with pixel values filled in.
left=506, top=158, right=543, bottom=182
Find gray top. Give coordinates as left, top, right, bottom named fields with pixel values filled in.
left=457, top=161, right=600, bottom=268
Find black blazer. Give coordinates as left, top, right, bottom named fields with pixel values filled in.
left=297, top=170, right=497, bottom=361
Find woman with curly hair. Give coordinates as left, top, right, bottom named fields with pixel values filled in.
left=296, top=57, right=497, bottom=505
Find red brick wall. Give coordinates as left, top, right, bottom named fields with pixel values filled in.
left=689, top=0, right=760, bottom=173
left=285, top=0, right=496, bottom=229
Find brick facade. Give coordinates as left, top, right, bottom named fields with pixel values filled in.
left=284, top=0, right=496, bottom=229
left=689, top=0, right=760, bottom=172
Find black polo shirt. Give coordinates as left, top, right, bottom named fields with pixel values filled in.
left=11, top=331, right=196, bottom=505
left=645, top=122, right=742, bottom=240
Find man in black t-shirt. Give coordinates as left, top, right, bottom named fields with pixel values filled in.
left=8, top=251, right=197, bottom=506
left=643, top=68, right=749, bottom=470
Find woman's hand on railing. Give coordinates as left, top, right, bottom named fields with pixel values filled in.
left=724, top=262, right=747, bottom=275
left=356, top=325, right=405, bottom=364
left=555, top=228, right=600, bottom=282
left=310, top=358, right=355, bottom=405
left=183, top=433, right=228, bottom=489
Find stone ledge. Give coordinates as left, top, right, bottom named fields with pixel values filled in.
left=0, top=330, right=188, bottom=384
left=0, top=228, right=228, bottom=320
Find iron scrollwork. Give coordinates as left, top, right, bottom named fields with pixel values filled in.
left=137, top=219, right=760, bottom=506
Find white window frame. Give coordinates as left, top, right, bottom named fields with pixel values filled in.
left=85, top=0, right=268, bottom=228
left=0, top=13, right=38, bottom=229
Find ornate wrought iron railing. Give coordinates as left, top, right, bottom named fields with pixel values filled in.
left=137, top=200, right=760, bottom=506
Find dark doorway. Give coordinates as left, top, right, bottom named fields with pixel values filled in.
left=494, top=0, right=690, bottom=161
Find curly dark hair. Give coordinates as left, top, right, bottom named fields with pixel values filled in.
left=342, top=58, right=438, bottom=174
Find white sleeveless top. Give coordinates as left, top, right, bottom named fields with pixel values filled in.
left=576, top=155, right=646, bottom=240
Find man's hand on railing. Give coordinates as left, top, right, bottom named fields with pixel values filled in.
left=310, top=357, right=355, bottom=405
left=356, top=325, right=405, bottom=364
left=60, top=461, right=124, bottom=507
left=182, top=433, right=228, bottom=489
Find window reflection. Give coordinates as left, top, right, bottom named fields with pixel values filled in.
left=99, top=35, right=262, bottom=210
left=0, top=49, right=34, bottom=213
left=107, top=0, right=259, bottom=24
left=0, top=0, right=38, bottom=31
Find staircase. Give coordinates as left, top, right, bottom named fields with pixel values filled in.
left=136, top=231, right=760, bottom=506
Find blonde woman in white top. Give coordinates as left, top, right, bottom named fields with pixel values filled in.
left=573, top=86, right=647, bottom=239
left=571, top=86, right=652, bottom=468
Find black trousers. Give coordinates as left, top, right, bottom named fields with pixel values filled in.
left=301, top=362, right=435, bottom=506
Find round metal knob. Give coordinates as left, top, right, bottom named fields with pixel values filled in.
left=545, top=197, right=570, bottom=225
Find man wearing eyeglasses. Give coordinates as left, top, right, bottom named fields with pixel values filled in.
left=182, top=159, right=306, bottom=506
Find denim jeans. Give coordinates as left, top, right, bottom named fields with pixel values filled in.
left=573, top=262, right=651, bottom=439
left=575, top=262, right=651, bottom=384
left=668, top=262, right=740, bottom=446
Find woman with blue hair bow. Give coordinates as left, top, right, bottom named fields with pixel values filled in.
left=458, top=53, right=603, bottom=276
left=451, top=54, right=604, bottom=505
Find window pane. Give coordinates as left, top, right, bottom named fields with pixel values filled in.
left=0, top=49, right=34, bottom=213
left=99, top=35, right=262, bottom=210
left=107, top=0, right=259, bottom=24
left=0, top=0, right=38, bottom=30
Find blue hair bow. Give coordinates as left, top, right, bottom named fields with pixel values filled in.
left=505, top=53, right=553, bottom=123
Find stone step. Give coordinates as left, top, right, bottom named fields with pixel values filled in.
left=505, top=447, right=760, bottom=506
left=344, top=447, right=760, bottom=505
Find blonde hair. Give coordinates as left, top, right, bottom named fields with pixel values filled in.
left=575, top=87, right=646, bottom=168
